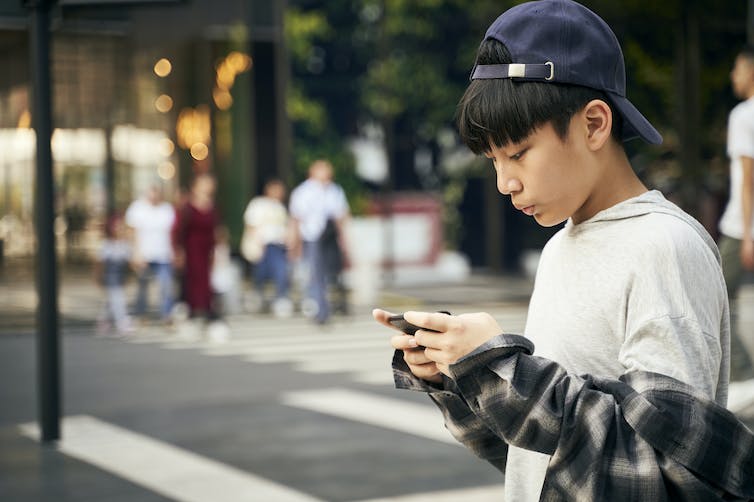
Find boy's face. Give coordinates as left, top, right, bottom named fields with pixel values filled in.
left=485, top=119, right=600, bottom=227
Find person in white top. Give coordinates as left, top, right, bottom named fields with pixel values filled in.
left=718, top=45, right=754, bottom=382
left=289, top=159, right=349, bottom=324
left=242, top=178, right=292, bottom=314
left=124, top=184, right=176, bottom=322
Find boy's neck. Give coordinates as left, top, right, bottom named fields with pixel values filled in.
left=571, top=142, right=647, bottom=224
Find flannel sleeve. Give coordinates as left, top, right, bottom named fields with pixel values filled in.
left=392, top=350, right=508, bottom=473
left=444, top=334, right=750, bottom=501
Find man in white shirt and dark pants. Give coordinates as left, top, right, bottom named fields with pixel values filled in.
left=289, top=159, right=349, bottom=324
left=125, top=184, right=176, bottom=324
left=719, top=45, right=754, bottom=411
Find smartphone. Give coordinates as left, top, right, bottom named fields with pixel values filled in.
left=387, top=311, right=450, bottom=336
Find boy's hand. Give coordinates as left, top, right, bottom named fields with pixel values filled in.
left=404, top=311, right=502, bottom=376
left=372, top=308, right=443, bottom=383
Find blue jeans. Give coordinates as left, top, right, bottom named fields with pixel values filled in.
left=254, top=244, right=289, bottom=299
left=303, top=240, right=328, bottom=323
left=134, top=261, right=174, bottom=320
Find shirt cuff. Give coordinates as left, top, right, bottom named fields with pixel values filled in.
left=448, top=333, right=534, bottom=380
left=391, top=350, right=460, bottom=395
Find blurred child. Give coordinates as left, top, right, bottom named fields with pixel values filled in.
left=95, top=213, right=134, bottom=336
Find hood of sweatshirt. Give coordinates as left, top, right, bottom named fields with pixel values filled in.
left=566, top=190, right=719, bottom=261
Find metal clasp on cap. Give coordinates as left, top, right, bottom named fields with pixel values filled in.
left=508, top=63, right=526, bottom=78
left=545, top=61, right=554, bottom=81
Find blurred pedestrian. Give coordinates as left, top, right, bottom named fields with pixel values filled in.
left=125, top=183, right=175, bottom=324
left=374, top=1, right=749, bottom=500
left=718, top=44, right=754, bottom=386
left=173, top=173, right=222, bottom=324
left=241, top=178, right=293, bottom=317
left=94, top=213, right=134, bottom=336
left=289, top=159, right=350, bottom=324
left=64, top=201, right=88, bottom=262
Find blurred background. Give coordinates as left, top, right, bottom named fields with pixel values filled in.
left=0, top=0, right=747, bottom=271
left=1, top=1, right=753, bottom=502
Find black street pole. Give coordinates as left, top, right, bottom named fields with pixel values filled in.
left=28, top=0, right=61, bottom=442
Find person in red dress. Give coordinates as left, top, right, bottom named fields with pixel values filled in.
left=173, top=173, right=221, bottom=320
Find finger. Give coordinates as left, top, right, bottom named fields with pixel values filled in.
left=435, top=362, right=450, bottom=377
left=372, top=308, right=398, bottom=329
left=423, top=346, right=454, bottom=366
left=410, top=363, right=443, bottom=383
left=404, top=310, right=452, bottom=333
left=390, top=334, right=419, bottom=351
left=413, top=330, right=444, bottom=350
left=402, top=347, right=435, bottom=366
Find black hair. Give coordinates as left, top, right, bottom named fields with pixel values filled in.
left=457, top=38, right=622, bottom=155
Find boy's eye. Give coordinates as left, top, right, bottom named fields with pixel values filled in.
left=509, top=148, right=528, bottom=161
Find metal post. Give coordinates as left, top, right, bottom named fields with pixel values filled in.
left=28, top=0, right=61, bottom=442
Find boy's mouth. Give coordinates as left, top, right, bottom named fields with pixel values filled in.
left=521, top=205, right=535, bottom=216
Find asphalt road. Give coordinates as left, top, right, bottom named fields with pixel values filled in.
left=2, top=263, right=753, bottom=502
left=0, top=296, right=522, bottom=501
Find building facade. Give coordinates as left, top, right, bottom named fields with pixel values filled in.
left=0, top=0, right=289, bottom=259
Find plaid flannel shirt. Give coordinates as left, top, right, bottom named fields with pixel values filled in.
left=393, top=334, right=754, bottom=501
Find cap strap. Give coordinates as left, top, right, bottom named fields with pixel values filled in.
left=470, top=62, right=554, bottom=82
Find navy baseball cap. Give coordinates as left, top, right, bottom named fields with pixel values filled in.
left=470, top=0, right=662, bottom=145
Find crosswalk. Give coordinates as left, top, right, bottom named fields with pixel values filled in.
left=92, top=308, right=525, bottom=501
left=124, top=307, right=529, bottom=385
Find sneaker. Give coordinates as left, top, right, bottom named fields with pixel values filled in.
left=116, top=317, right=137, bottom=337
left=272, top=297, right=294, bottom=319
left=727, top=378, right=754, bottom=414
left=171, top=302, right=190, bottom=324
left=301, top=298, right=319, bottom=319
left=206, top=320, right=230, bottom=344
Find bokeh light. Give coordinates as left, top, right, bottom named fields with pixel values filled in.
left=154, top=94, right=174, bottom=113
left=158, top=138, right=175, bottom=157
left=154, top=58, right=172, bottom=77
left=157, top=161, right=176, bottom=180
left=190, top=142, right=209, bottom=161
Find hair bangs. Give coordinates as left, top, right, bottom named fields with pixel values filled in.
left=457, top=78, right=570, bottom=154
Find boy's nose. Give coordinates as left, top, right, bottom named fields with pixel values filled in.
left=498, top=176, right=522, bottom=195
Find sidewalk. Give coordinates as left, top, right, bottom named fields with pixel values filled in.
left=0, top=257, right=534, bottom=328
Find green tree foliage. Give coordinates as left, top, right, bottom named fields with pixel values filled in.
left=285, top=6, right=368, bottom=213
left=287, top=0, right=748, bottom=221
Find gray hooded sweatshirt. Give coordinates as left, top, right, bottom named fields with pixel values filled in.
left=506, top=190, right=730, bottom=502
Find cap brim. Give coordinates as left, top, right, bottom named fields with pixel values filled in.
left=608, top=93, right=663, bottom=145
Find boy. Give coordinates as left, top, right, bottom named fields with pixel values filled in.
left=374, top=0, right=753, bottom=500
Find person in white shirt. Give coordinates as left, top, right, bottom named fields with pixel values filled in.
left=289, top=159, right=349, bottom=324
left=718, top=45, right=754, bottom=382
left=242, top=178, right=292, bottom=316
left=125, top=184, right=176, bottom=323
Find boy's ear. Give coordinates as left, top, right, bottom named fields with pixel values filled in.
left=582, top=99, right=613, bottom=151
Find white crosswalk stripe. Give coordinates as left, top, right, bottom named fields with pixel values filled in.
left=122, top=307, right=528, bottom=384
left=60, top=305, right=527, bottom=500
